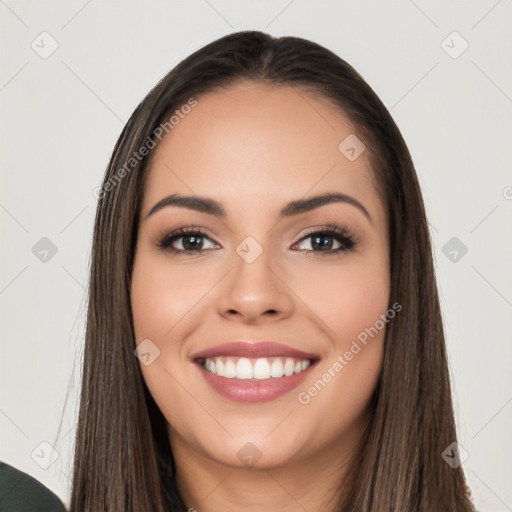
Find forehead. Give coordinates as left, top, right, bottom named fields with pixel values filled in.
left=142, top=81, right=382, bottom=220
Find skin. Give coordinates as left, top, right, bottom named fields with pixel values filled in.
left=131, top=81, right=390, bottom=512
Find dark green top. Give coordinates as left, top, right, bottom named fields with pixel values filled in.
left=0, top=462, right=66, bottom=511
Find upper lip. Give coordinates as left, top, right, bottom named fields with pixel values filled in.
left=191, top=341, right=320, bottom=360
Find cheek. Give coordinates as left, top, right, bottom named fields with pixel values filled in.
left=131, top=252, right=215, bottom=343
left=130, top=250, right=227, bottom=404
left=286, top=251, right=390, bottom=347
left=324, top=266, right=389, bottom=344
left=130, top=254, right=203, bottom=429
left=289, top=257, right=389, bottom=437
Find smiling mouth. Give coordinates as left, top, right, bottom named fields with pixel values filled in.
left=197, top=356, right=317, bottom=380
left=191, top=341, right=320, bottom=401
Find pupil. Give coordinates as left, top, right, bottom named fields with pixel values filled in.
left=312, top=235, right=332, bottom=251
left=184, top=235, right=202, bottom=251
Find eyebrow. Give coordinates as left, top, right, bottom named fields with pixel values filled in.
left=144, top=192, right=372, bottom=223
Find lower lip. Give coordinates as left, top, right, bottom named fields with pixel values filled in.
left=197, top=362, right=316, bottom=403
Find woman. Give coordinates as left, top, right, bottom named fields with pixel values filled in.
left=70, top=31, right=475, bottom=511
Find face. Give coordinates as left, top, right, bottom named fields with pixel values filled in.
left=131, top=81, right=390, bottom=471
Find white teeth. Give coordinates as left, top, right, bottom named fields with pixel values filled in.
left=253, top=358, right=271, bottom=380
left=270, top=359, right=284, bottom=378
left=301, top=360, right=310, bottom=371
left=236, top=358, right=253, bottom=380
left=203, top=356, right=312, bottom=380
left=224, top=359, right=237, bottom=378
left=284, top=358, right=295, bottom=376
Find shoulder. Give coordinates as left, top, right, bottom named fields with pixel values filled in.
left=0, top=461, right=67, bottom=511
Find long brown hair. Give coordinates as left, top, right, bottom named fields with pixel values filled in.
left=70, top=31, right=475, bottom=511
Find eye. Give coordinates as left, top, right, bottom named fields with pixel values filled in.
left=292, top=224, right=357, bottom=256
left=157, top=227, right=218, bottom=254
left=156, top=223, right=357, bottom=256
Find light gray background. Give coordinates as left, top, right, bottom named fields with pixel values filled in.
left=1, top=1, right=511, bottom=510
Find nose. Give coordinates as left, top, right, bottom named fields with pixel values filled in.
left=216, top=243, right=295, bottom=324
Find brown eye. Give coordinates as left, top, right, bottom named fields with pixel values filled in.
left=157, top=228, right=218, bottom=253
left=293, top=225, right=356, bottom=256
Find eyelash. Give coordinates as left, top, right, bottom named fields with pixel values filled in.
left=156, top=223, right=357, bottom=257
